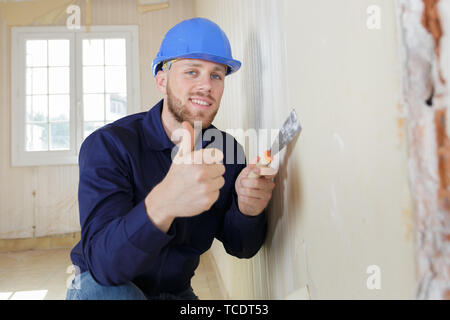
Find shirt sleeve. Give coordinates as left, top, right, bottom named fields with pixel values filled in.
left=215, top=143, right=268, bottom=258
left=78, top=128, right=175, bottom=286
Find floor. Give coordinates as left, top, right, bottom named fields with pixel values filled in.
left=0, top=248, right=224, bottom=300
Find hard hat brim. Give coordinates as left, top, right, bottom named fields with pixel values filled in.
left=152, top=53, right=241, bottom=77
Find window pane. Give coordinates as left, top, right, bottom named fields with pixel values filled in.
left=26, top=40, right=47, bottom=67
left=27, top=95, right=48, bottom=122
left=49, top=122, right=70, bottom=150
left=26, top=123, right=48, bottom=151
left=48, top=40, right=69, bottom=66
left=83, top=66, right=104, bottom=93
left=26, top=67, right=47, bottom=95
left=84, top=121, right=104, bottom=139
left=106, top=93, right=127, bottom=121
left=49, top=95, right=70, bottom=121
left=49, top=67, right=70, bottom=94
left=105, top=66, right=126, bottom=93
left=84, top=94, right=104, bottom=121
left=83, top=39, right=104, bottom=66
left=105, top=39, right=126, bottom=66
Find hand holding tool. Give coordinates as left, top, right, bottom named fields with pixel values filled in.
left=248, top=109, right=302, bottom=178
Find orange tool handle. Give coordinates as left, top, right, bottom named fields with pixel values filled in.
left=248, top=150, right=273, bottom=179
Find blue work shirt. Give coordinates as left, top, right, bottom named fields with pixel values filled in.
left=70, top=99, right=267, bottom=296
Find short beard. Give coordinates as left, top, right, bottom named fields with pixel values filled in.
left=166, top=79, right=218, bottom=129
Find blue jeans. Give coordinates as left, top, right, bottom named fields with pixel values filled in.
left=66, top=271, right=199, bottom=300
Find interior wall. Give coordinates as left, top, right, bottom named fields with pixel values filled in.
left=440, top=1, right=450, bottom=299
left=0, top=0, right=194, bottom=239
left=396, top=0, right=450, bottom=299
left=195, top=0, right=417, bottom=299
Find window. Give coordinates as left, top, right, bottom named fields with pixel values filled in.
left=11, top=26, right=140, bottom=166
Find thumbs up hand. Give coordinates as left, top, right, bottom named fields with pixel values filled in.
left=144, top=121, right=226, bottom=233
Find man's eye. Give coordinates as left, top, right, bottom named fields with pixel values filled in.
left=186, top=70, right=197, bottom=76
left=211, top=74, right=223, bottom=80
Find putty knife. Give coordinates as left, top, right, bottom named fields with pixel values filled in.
left=248, top=109, right=302, bottom=178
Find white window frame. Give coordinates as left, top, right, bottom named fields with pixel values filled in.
left=11, top=25, right=140, bottom=166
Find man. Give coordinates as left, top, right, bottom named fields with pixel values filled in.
left=66, top=17, right=276, bottom=300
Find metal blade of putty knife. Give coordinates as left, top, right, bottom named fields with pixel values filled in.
left=248, top=109, right=302, bottom=178
left=269, top=109, right=302, bottom=157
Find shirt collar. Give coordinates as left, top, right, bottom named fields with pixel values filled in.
left=143, top=99, right=218, bottom=151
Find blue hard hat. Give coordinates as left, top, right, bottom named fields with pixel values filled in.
left=152, top=17, right=241, bottom=77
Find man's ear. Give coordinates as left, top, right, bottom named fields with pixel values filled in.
left=155, top=70, right=167, bottom=95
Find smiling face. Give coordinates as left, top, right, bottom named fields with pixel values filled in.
left=156, top=58, right=227, bottom=129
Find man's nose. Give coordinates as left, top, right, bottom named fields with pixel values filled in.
left=195, top=74, right=213, bottom=93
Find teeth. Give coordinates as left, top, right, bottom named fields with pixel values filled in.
left=191, top=99, right=210, bottom=106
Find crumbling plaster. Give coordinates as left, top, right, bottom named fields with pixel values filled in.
left=397, top=0, right=450, bottom=299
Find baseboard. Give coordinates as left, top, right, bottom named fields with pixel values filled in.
left=0, top=232, right=81, bottom=252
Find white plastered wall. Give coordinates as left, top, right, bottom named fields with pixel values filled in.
left=195, top=0, right=417, bottom=299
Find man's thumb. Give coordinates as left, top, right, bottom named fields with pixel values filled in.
left=173, top=121, right=194, bottom=163
left=181, top=121, right=194, bottom=152
left=246, top=156, right=260, bottom=177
